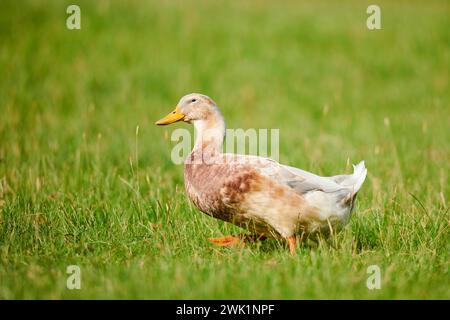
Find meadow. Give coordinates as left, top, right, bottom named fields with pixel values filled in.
left=0, top=0, right=448, bottom=299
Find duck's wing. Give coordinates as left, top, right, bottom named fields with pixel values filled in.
left=265, top=159, right=367, bottom=196
left=224, top=154, right=346, bottom=195
left=280, top=164, right=346, bottom=194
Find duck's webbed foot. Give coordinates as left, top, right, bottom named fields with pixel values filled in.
left=208, top=235, right=242, bottom=247
left=208, top=234, right=267, bottom=247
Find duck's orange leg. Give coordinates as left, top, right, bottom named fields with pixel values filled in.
left=287, top=235, right=297, bottom=255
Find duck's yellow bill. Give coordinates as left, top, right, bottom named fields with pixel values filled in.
left=155, top=108, right=185, bottom=125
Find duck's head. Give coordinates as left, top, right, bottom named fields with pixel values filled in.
left=155, top=93, right=220, bottom=126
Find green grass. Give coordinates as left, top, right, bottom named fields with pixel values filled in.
left=0, top=0, right=449, bottom=299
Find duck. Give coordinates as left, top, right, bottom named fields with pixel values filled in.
left=156, top=93, right=367, bottom=254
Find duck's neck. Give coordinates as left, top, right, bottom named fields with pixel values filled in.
left=191, top=111, right=226, bottom=160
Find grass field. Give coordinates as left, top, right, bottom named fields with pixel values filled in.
left=0, top=0, right=449, bottom=299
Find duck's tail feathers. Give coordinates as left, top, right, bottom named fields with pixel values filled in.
left=339, top=161, right=367, bottom=207
left=336, top=160, right=367, bottom=192
left=351, top=160, right=367, bottom=194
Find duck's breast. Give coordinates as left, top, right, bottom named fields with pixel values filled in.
left=184, top=159, right=260, bottom=222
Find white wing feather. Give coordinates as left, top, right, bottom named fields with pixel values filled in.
left=224, top=154, right=366, bottom=197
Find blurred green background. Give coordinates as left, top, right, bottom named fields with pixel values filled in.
left=0, top=0, right=448, bottom=299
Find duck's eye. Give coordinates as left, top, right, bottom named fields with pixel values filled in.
left=191, top=98, right=197, bottom=103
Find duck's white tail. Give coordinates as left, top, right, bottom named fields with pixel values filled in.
left=350, top=161, right=367, bottom=194
left=353, top=161, right=367, bottom=193
left=338, top=161, right=367, bottom=193
left=336, top=161, right=367, bottom=207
